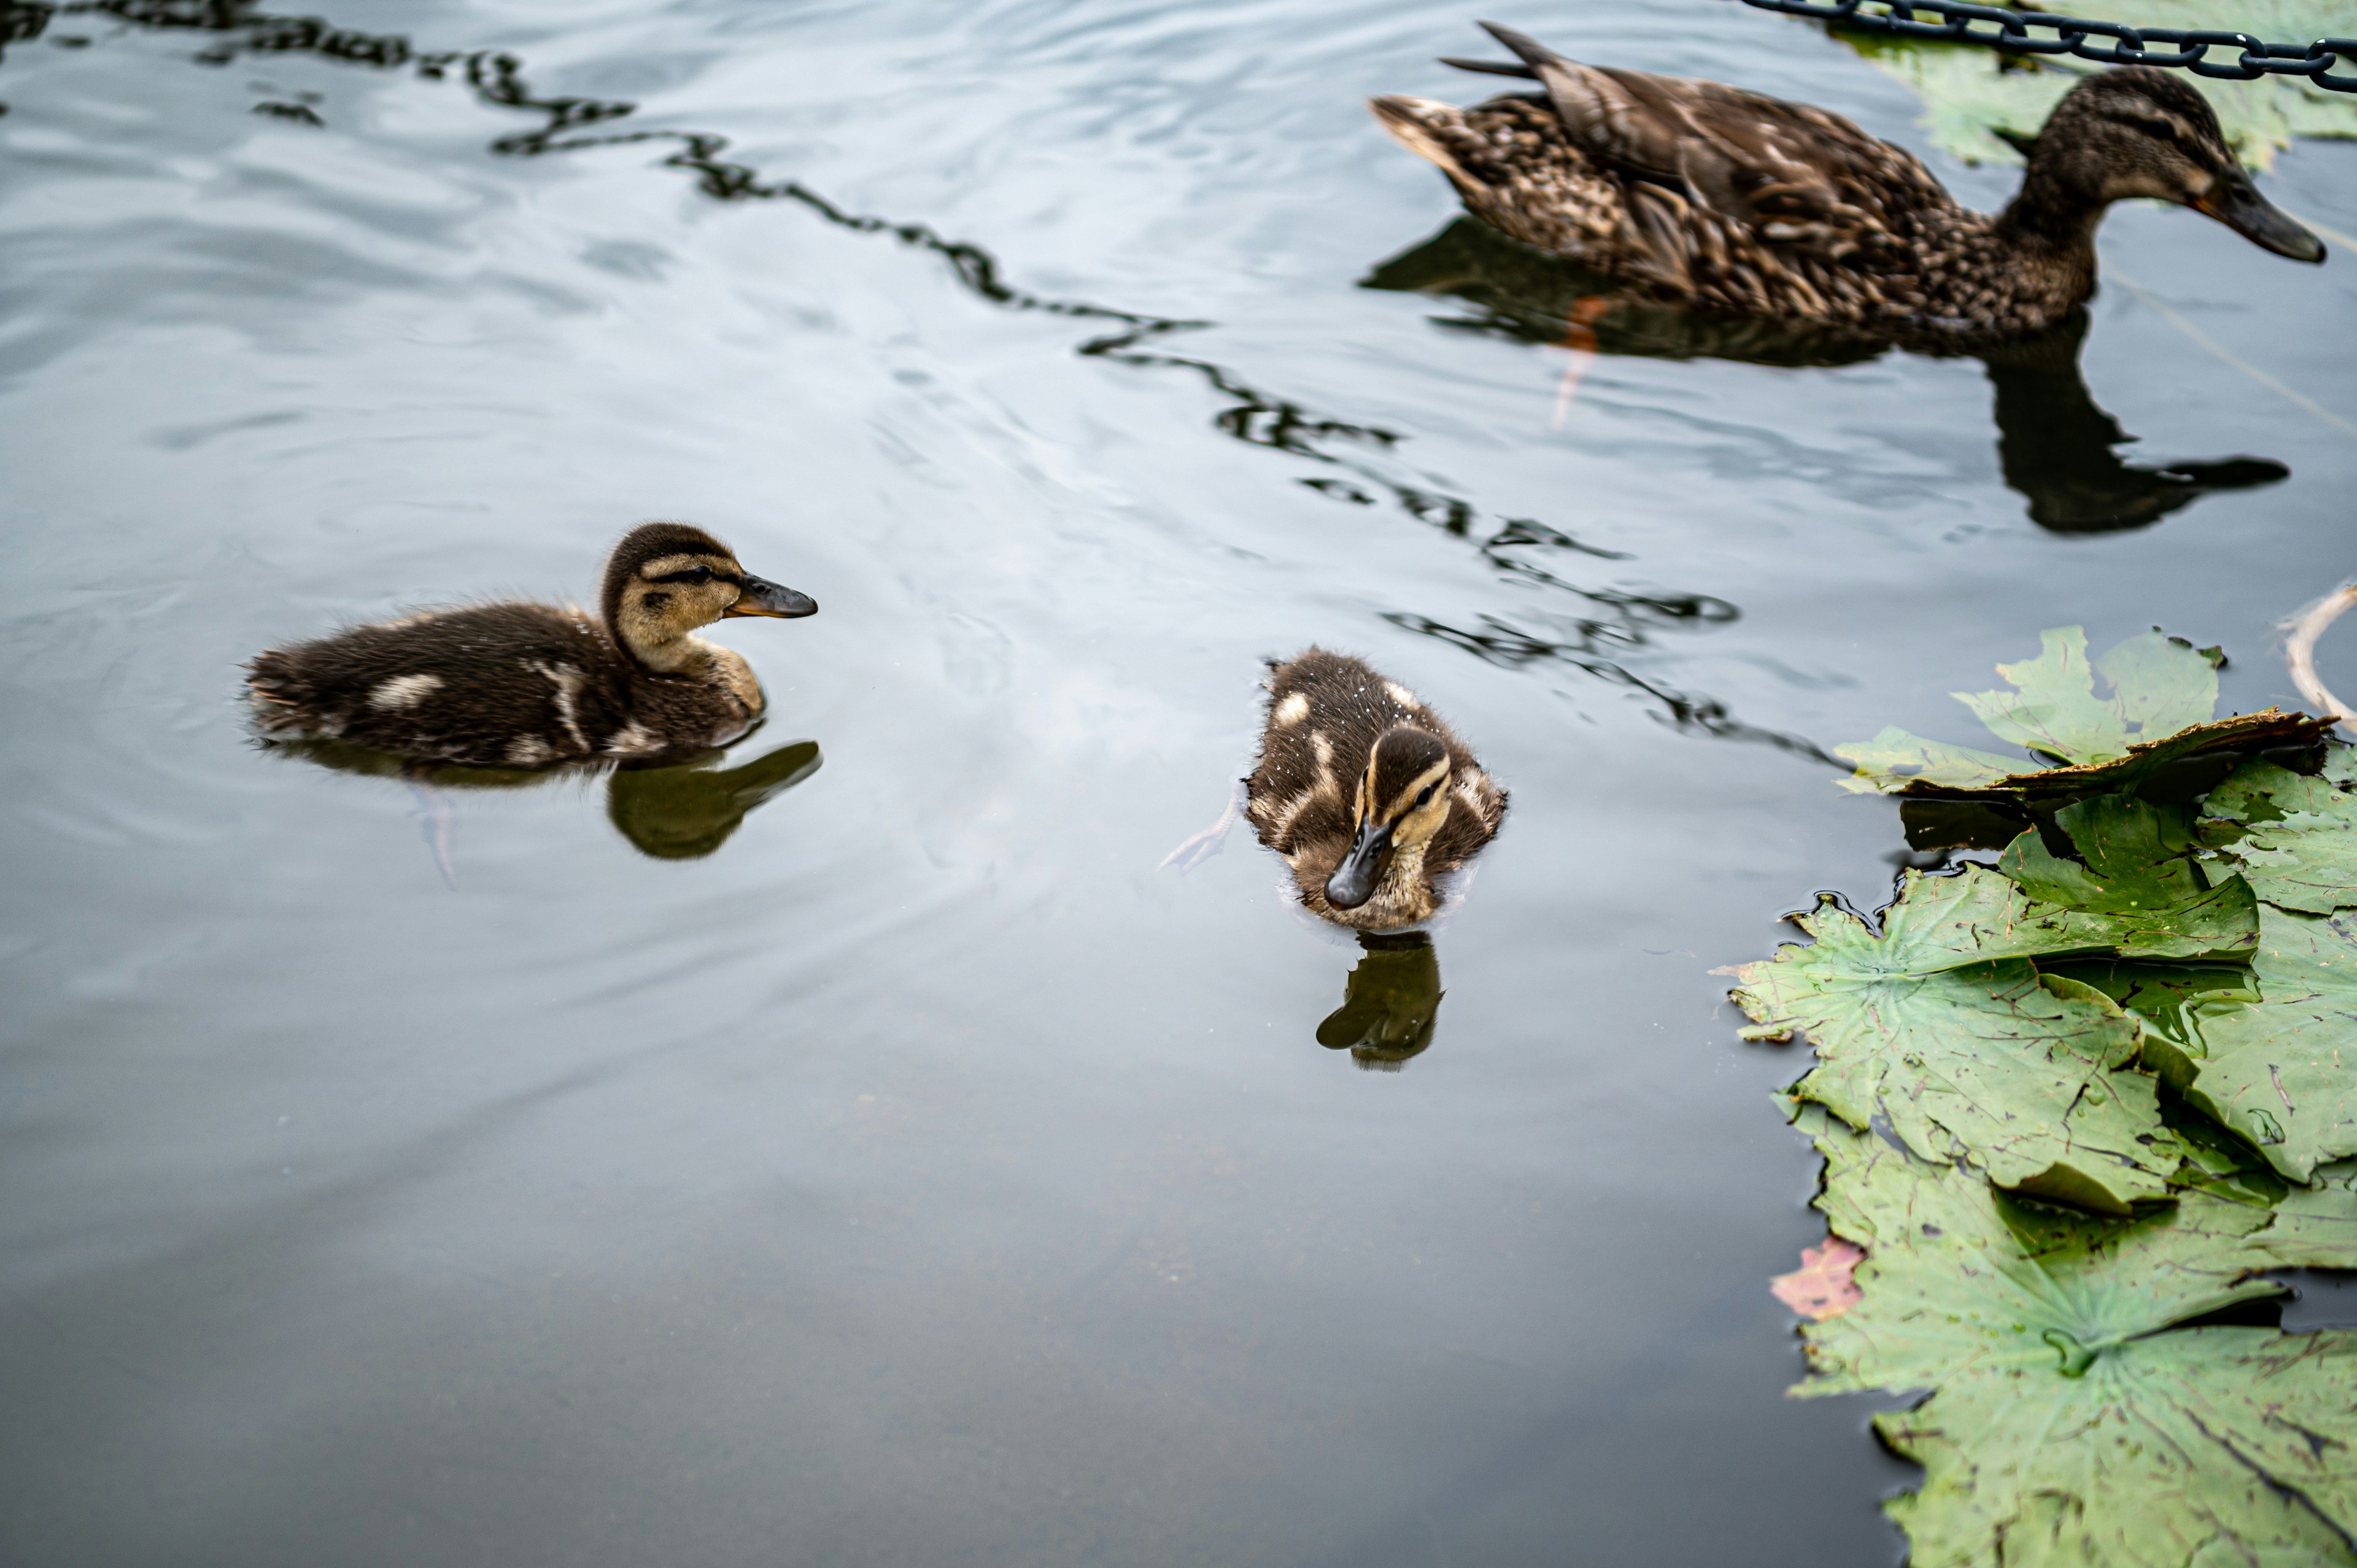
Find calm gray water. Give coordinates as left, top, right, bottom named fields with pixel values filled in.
left=5, top=2, right=2354, bottom=1563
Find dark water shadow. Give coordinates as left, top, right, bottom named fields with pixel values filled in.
left=0, top=0, right=1861, bottom=765
left=266, top=734, right=822, bottom=864
left=1361, top=217, right=2290, bottom=536
left=1316, top=932, right=1442, bottom=1071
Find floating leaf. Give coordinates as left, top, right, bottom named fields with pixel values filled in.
left=2200, top=757, right=2357, bottom=914
left=2185, top=906, right=2357, bottom=1181
left=2043, top=956, right=2259, bottom=1090
left=1959, top=628, right=2218, bottom=767
left=1733, top=869, right=2181, bottom=1210
left=1831, top=726, right=2021, bottom=795
left=1794, top=1111, right=2357, bottom=1568
left=1771, top=1237, right=1865, bottom=1321
left=1834, top=627, right=2329, bottom=801
left=2000, top=794, right=2259, bottom=960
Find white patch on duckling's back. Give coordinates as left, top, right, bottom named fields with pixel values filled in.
left=368, top=673, right=444, bottom=711
left=526, top=660, right=589, bottom=752
left=1384, top=681, right=1418, bottom=708
left=1311, top=731, right=1334, bottom=768
left=505, top=735, right=555, bottom=767
left=1272, top=692, right=1310, bottom=727
left=605, top=720, right=660, bottom=756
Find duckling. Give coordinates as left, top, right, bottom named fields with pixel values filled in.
left=1373, top=23, right=2324, bottom=344
left=1247, top=649, right=1507, bottom=931
left=246, top=522, right=817, bottom=767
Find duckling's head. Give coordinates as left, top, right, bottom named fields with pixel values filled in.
left=1325, top=725, right=1452, bottom=911
left=2024, top=69, right=2322, bottom=262
left=600, top=522, right=818, bottom=672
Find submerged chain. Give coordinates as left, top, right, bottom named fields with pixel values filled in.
left=1729, top=0, right=2357, bottom=91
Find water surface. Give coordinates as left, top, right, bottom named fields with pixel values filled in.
left=5, top=2, right=2355, bottom=1563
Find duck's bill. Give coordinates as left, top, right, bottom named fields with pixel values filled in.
left=1324, top=819, right=1396, bottom=911
left=725, top=576, right=819, bottom=618
left=2196, top=176, right=2326, bottom=263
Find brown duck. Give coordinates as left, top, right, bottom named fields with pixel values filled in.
left=247, top=522, right=817, bottom=767
left=1246, top=649, right=1507, bottom=931
left=1374, top=23, right=2324, bottom=344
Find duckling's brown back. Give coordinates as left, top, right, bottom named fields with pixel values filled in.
left=247, top=603, right=636, bottom=768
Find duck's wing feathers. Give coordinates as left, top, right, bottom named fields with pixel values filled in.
left=1472, top=23, right=1946, bottom=258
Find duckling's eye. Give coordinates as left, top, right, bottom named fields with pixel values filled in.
left=685, top=565, right=713, bottom=585
left=1415, top=782, right=1438, bottom=808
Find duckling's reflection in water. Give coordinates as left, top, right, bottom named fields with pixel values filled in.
left=1362, top=218, right=2288, bottom=535
left=266, top=734, right=822, bottom=871
left=1317, top=933, right=1445, bottom=1072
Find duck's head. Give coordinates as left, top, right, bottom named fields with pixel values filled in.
left=2024, top=68, right=2322, bottom=262
left=1325, top=725, right=1452, bottom=911
left=601, top=522, right=818, bottom=671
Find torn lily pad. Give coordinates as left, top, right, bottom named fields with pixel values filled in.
left=1835, top=627, right=2331, bottom=801
left=2000, top=794, right=2259, bottom=960
left=1794, top=1110, right=2357, bottom=1568
left=2183, top=905, right=2357, bottom=1181
left=1733, top=868, right=2180, bottom=1211
left=2200, top=756, right=2357, bottom=914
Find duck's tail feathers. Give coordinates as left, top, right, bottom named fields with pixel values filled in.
left=1368, top=96, right=1479, bottom=188
left=1477, top=21, right=1566, bottom=69
left=1440, top=55, right=1539, bottom=80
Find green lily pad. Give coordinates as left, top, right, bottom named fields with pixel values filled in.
left=1733, top=868, right=2181, bottom=1211
left=1964, top=627, right=2220, bottom=767
left=1794, top=1110, right=2357, bottom=1567
left=2043, top=956, right=2260, bottom=1089
left=1835, top=627, right=2331, bottom=801
left=2185, top=905, right=2357, bottom=1181
left=2000, top=794, right=2259, bottom=960
left=1836, top=0, right=2357, bottom=171
left=2200, top=757, right=2357, bottom=914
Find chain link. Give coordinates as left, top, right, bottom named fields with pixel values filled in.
left=1730, top=0, right=2357, bottom=92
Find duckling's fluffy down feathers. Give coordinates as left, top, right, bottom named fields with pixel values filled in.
left=1247, top=648, right=1507, bottom=928
left=247, top=601, right=756, bottom=768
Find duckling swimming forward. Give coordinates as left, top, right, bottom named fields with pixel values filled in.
left=246, top=522, right=816, bottom=767
left=1374, top=24, right=2324, bottom=344
left=1246, top=649, right=1507, bottom=931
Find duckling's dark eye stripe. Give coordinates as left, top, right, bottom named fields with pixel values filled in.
left=649, top=567, right=743, bottom=585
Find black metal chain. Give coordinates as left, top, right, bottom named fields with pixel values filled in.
left=1729, top=0, right=2357, bottom=92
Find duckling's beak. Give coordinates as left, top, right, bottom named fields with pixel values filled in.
left=2194, top=172, right=2326, bottom=263
left=724, top=574, right=819, bottom=619
left=1325, top=817, right=1396, bottom=911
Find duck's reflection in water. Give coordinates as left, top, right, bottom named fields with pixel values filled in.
left=1361, top=218, right=2288, bottom=535
left=268, top=735, right=822, bottom=866
left=1316, top=932, right=1444, bottom=1072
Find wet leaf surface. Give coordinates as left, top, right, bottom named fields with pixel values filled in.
left=2185, top=906, right=2357, bottom=1181
left=2000, top=794, right=2259, bottom=960
left=1794, top=1110, right=2357, bottom=1568
left=2201, top=758, right=2357, bottom=915
left=1835, top=627, right=2331, bottom=801
left=1733, top=869, right=2181, bottom=1211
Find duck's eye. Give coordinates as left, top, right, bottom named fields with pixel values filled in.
left=686, top=565, right=713, bottom=585
left=1415, top=782, right=1438, bottom=808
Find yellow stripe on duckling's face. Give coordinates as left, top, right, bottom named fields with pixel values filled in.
left=1359, top=753, right=1453, bottom=849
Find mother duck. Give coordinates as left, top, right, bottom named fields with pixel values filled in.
left=1374, top=23, right=2324, bottom=344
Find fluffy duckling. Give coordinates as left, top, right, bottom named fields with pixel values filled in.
left=1247, top=649, right=1507, bottom=930
left=247, top=522, right=816, bottom=767
left=1374, top=24, right=2324, bottom=344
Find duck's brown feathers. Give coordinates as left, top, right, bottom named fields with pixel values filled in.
left=1247, top=649, right=1507, bottom=930
left=1376, top=27, right=2309, bottom=346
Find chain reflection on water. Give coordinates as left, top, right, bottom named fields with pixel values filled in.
left=6, top=0, right=1820, bottom=757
